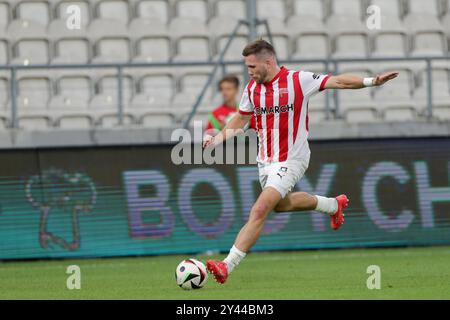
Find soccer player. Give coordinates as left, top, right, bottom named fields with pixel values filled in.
left=203, top=39, right=399, bottom=284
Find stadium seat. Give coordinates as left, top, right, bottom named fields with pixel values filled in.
left=173, top=36, right=211, bottom=62
left=293, top=0, right=326, bottom=20
left=0, top=1, right=10, bottom=30
left=329, top=0, right=363, bottom=18
left=96, top=0, right=130, bottom=24
left=56, top=74, right=93, bottom=101
left=338, top=88, right=378, bottom=120
left=48, top=20, right=90, bottom=64
left=406, top=0, right=441, bottom=16
left=216, top=35, right=248, bottom=61
left=56, top=1, right=91, bottom=26
left=292, top=33, right=330, bottom=59
left=327, top=16, right=369, bottom=58
left=344, top=109, right=379, bottom=123
left=382, top=104, right=419, bottom=121
left=208, top=16, right=244, bottom=38
left=179, top=72, right=211, bottom=98
left=16, top=1, right=50, bottom=27
left=368, top=0, right=403, bottom=19
left=374, top=80, right=414, bottom=107
left=89, top=19, right=130, bottom=63
left=256, top=0, right=286, bottom=20
left=371, top=16, right=408, bottom=58
left=89, top=93, right=118, bottom=111
left=128, top=18, right=168, bottom=38
left=175, top=0, right=209, bottom=22
left=7, top=20, right=49, bottom=65
left=169, top=17, right=208, bottom=38
left=17, top=116, right=52, bottom=130
left=17, top=76, right=51, bottom=108
left=140, top=112, right=175, bottom=128
left=0, top=37, right=8, bottom=64
left=260, top=34, right=289, bottom=60
left=0, top=75, right=8, bottom=105
left=57, top=114, right=94, bottom=129
left=133, top=36, right=171, bottom=62
left=433, top=106, right=450, bottom=120
left=404, top=14, right=447, bottom=56
left=214, top=0, right=246, bottom=19
left=97, top=113, right=136, bottom=128
left=97, top=75, right=134, bottom=104
left=135, top=0, right=170, bottom=24
left=130, top=93, right=171, bottom=109
left=139, top=73, right=174, bottom=97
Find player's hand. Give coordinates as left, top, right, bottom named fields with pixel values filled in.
left=202, top=134, right=215, bottom=149
left=373, top=71, right=399, bottom=86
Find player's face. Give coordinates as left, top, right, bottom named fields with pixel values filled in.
left=245, top=54, right=269, bottom=84
left=220, top=82, right=238, bottom=105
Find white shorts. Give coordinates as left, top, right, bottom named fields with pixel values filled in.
left=258, top=157, right=310, bottom=199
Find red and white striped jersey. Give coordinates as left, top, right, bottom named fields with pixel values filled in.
left=239, top=66, right=329, bottom=164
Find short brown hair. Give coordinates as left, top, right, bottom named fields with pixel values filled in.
left=242, top=39, right=276, bottom=57
left=218, top=75, right=240, bottom=90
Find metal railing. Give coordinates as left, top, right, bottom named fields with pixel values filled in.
left=0, top=55, right=449, bottom=129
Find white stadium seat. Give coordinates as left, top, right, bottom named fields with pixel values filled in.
left=96, top=0, right=130, bottom=23
left=208, top=16, right=244, bottom=38
left=216, top=35, right=248, bottom=60
left=176, top=0, right=209, bottom=22
left=97, top=75, right=134, bottom=103
left=134, top=36, right=171, bottom=62
left=214, top=0, right=246, bottom=19
left=17, top=76, right=51, bottom=106
left=256, top=0, right=286, bottom=20
left=179, top=72, right=209, bottom=95
left=128, top=19, right=168, bottom=38
left=16, top=1, right=50, bottom=27
left=169, top=17, right=208, bottom=38
left=139, top=73, right=174, bottom=98
left=56, top=1, right=91, bottom=26
left=405, top=14, right=447, bottom=56
left=369, top=0, right=403, bottom=18
left=0, top=75, right=8, bottom=105
left=130, top=93, right=171, bottom=109
left=135, top=0, right=170, bottom=24
left=329, top=0, right=363, bottom=18
left=406, top=0, right=440, bottom=16
left=371, top=16, right=408, bottom=58
left=293, top=0, right=326, bottom=20
left=17, top=116, right=52, bottom=130
left=0, top=1, right=10, bottom=30
left=292, top=33, right=330, bottom=59
left=57, top=75, right=92, bottom=101
left=89, top=19, right=130, bottom=63
left=140, top=112, right=175, bottom=128
left=57, top=114, right=93, bottom=129
left=0, top=38, right=8, bottom=64
left=173, top=36, right=211, bottom=62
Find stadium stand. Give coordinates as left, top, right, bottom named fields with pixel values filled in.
left=0, top=0, right=448, bottom=130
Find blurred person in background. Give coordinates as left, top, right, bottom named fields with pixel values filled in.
left=205, top=75, right=255, bottom=135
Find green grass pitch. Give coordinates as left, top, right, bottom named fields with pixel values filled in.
left=1, top=246, right=449, bottom=299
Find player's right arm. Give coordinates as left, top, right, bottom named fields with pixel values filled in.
left=203, top=85, right=254, bottom=149
left=202, top=112, right=252, bottom=148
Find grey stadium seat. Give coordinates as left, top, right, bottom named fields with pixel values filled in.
left=56, top=0, right=91, bottom=27
left=96, top=0, right=130, bottom=24
left=293, top=0, right=326, bottom=20
left=216, top=35, right=248, bottom=61
left=134, top=36, right=171, bottom=62
left=140, top=112, right=175, bottom=128
left=89, top=19, right=130, bottom=63
left=179, top=72, right=210, bottom=96
left=0, top=75, right=8, bottom=106
left=16, top=1, right=50, bottom=27
left=128, top=18, right=168, bottom=38
left=406, top=0, right=441, bottom=16
left=292, top=32, right=330, bottom=59
left=176, top=0, right=209, bottom=22
left=8, top=20, right=49, bottom=65
left=214, top=0, right=246, bottom=19
left=49, top=96, right=92, bottom=130
left=173, top=36, right=211, bottom=62
left=369, top=0, right=403, bottom=18
left=338, top=89, right=378, bottom=122
left=329, top=0, right=363, bottom=18
left=139, top=73, right=174, bottom=99
left=48, top=19, right=90, bottom=64
left=328, top=16, right=369, bottom=58
left=0, top=1, right=10, bottom=30
left=404, top=14, right=447, bottom=56
left=17, top=76, right=51, bottom=109
left=17, top=116, right=52, bottom=130
left=371, top=16, right=408, bottom=58
left=256, top=0, right=286, bottom=20
left=169, top=17, right=208, bottom=38
left=97, top=75, right=134, bottom=104
left=208, top=16, right=244, bottom=38
left=135, top=0, right=170, bottom=24
left=56, top=74, right=93, bottom=101
left=0, top=37, right=8, bottom=64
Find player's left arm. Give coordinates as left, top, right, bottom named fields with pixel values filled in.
left=323, top=71, right=399, bottom=90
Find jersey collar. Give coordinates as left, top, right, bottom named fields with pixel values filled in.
left=264, top=66, right=287, bottom=86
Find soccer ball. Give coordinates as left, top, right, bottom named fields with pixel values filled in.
left=175, top=258, right=208, bottom=290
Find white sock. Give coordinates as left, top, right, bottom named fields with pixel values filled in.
left=315, top=195, right=338, bottom=215
left=223, top=245, right=246, bottom=273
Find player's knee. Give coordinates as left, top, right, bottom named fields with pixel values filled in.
left=249, top=203, right=270, bottom=223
